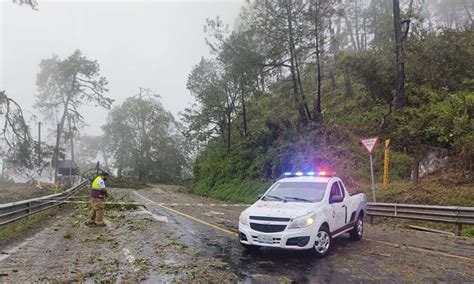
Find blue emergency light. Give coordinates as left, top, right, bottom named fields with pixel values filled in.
left=281, top=170, right=335, bottom=178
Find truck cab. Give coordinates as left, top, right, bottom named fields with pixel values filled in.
left=238, top=171, right=367, bottom=257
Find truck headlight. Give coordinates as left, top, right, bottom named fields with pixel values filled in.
left=288, top=213, right=316, bottom=229
left=239, top=211, right=249, bottom=226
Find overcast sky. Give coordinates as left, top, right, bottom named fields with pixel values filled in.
left=0, top=0, right=242, bottom=140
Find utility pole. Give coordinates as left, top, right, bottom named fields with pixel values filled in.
left=393, top=0, right=405, bottom=109
left=37, top=122, right=41, bottom=164
left=139, top=87, right=148, bottom=182
left=54, top=123, right=60, bottom=183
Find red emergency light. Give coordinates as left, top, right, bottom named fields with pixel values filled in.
left=318, top=170, right=336, bottom=177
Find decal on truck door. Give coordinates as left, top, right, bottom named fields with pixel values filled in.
left=329, top=181, right=346, bottom=229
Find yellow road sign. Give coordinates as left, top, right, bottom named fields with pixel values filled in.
left=383, top=139, right=390, bottom=189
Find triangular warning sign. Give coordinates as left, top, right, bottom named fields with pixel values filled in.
left=360, top=137, right=379, bottom=154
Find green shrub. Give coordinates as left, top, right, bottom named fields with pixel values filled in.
left=389, top=152, right=413, bottom=180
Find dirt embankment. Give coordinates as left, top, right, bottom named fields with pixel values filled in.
left=0, top=182, right=57, bottom=203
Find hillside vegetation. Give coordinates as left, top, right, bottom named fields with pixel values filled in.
left=183, top=1, right=473, bottom=206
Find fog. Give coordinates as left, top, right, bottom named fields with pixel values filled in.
left=0, top=0, right=242, bottom=139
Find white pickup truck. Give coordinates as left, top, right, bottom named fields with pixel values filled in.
left=238, top=171, right=367, bottom=257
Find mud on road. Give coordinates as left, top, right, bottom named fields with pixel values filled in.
left=0, top=184, right=473, bottom=283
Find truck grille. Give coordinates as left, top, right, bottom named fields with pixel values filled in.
left=249, top=216, right=291, bottom=222
left=250, top=223, right=287, bottom=233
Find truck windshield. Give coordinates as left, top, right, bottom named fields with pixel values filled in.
left=262, top=182, right=327, bottom=203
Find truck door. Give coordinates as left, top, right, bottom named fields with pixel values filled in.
left=328, top=181, right=346, bottom=231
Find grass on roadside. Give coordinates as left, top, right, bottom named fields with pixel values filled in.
left=192, top=178, right=271, bottom=204
left=0, top=210, right=58, bottom=247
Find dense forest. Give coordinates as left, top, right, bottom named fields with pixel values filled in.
left=1, top=0, right=472, bottom=203
left=183, top=0, right=474, bottom=203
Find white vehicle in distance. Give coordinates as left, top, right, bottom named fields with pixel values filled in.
left=238, top=171, right=367, bottom=257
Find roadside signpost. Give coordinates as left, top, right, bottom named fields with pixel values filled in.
left=383, top=139, right=390, bottom=189
left=360, top=137, right=379, bottom=202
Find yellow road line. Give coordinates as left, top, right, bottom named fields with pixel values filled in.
left=365, top=238, right=474, bottom=262
left=134, top=191, right=472, bottom=262
left=162, top=205, right=473, bottom=262
left=157, top=203, right=239, bottom=237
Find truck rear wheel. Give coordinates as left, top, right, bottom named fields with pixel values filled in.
left=313, top=225, right=331, bottom=257
left=349, top=214, right=364, bottom=240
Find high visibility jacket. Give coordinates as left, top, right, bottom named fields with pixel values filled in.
left=92, top=176, right=105, bottom=190
left=91, top=176, right=107, bottom=198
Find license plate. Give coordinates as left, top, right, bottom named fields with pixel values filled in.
left=257, top=235, right=273, bottom=244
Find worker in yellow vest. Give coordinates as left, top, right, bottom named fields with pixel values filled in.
left=86, top=172, right=109, bottom=227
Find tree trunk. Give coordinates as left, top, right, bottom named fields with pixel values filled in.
left=335, top=10, right=341, bottom=54
left=373, top=3, right=379, bottom=46
left=363, top=16, right=367, bottom=50
left=286, top=0, right=309, bottom=125
left=315, top=33, right=322, bottom=114
left=312, top=0, right=323, bottom=116
left=462, top=0, right=473, bottom=28
left=328, top=18, right=337, bottom=91
left=410, top=156, right=420, bottom=186
left=354, top=0, right=360, bottom=50
left=58, top=98, right=70, bottom=149
left=344, top=66, right=353, bottom=97
left=344, top=0, right=358, bottom=50
left=393, top=0, right=406, bottom=109
left=117, top=150, right=124, bottom=177
left=101, top=148, right=109, bottom=169
left=226, top=114, right=231, bottom=152
left=295, top=55, right=312, bottom=120
left=67, top=116, right=75, bottom=162
left=240, top=76, right=248, bottom=137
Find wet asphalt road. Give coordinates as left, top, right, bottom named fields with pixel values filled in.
left=134, top=186, right=474, bottom=283
left=0, top=185, right=472, bottom=283
left=139, top=197, right=346, bottom=283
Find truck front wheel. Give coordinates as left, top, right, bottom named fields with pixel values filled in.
left=313, top=225, right=331, bottom=257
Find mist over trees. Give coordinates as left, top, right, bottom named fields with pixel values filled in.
left=103, top=93, right=188, bottom=182
left=184, top=0, right=473, bottom=200
left=35, top=50, right=113, bottom=161
left=2, top=0, right=472, bottom=187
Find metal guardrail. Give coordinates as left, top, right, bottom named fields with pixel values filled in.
left=0, top=180, right=88, bottom=226
left=367, top=202, right=474, bottom=236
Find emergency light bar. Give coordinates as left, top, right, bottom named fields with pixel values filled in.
left=282, top=170, right=335, bottom=178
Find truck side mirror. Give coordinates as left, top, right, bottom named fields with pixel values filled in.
left=257, top=194, right=263, bottom=200
left=330, top=195, right=344, bottom=203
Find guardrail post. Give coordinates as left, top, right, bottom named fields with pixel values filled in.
left=28, top=202, right=31, bottom=214
left=455, top=224, right=462, bottom=236
left=370, top=215, right=374, bottom=225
